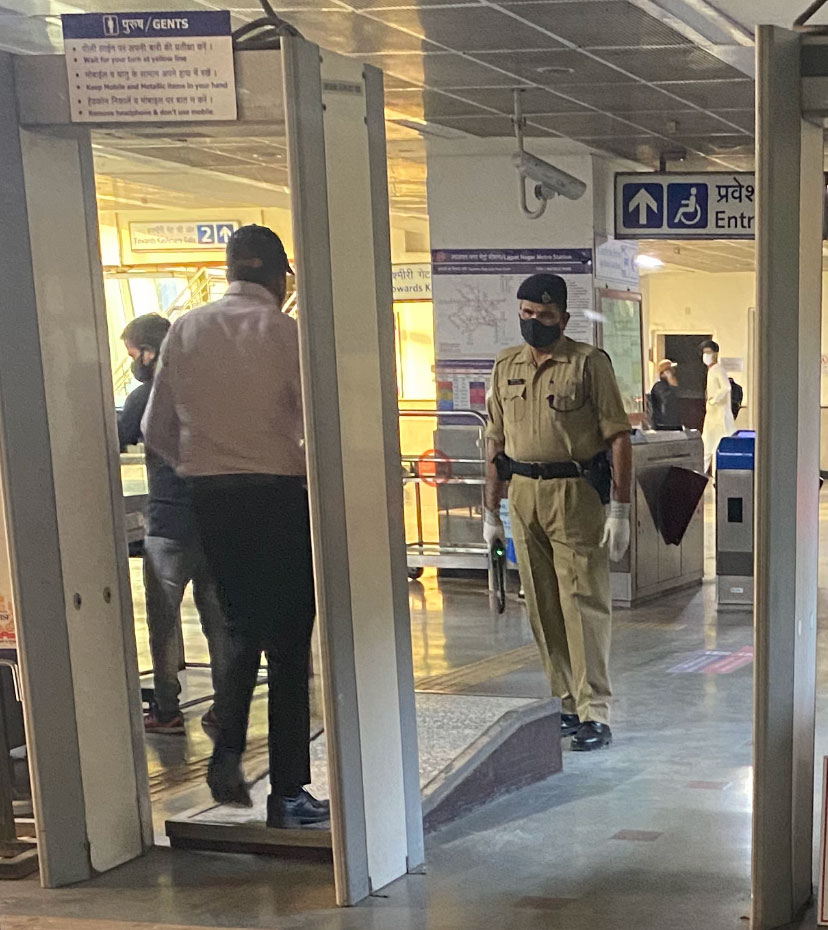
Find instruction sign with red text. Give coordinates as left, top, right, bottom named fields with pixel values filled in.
left=62, top=11, right=236, bottom=123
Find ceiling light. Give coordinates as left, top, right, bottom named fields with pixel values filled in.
left=635, top=254, right=664, bottom=269
left=536, top=65, right=575, bottom=75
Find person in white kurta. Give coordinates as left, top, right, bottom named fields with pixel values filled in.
left=700, top=339, right=735, bottom=474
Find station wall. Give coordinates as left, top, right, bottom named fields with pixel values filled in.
left=426, top=136, right=597, bottom=250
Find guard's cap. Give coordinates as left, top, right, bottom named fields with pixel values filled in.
left=227, top=224, right=294, bottom=277
left=657, top=359, right=675, bottom=374
left=517, top=273, right=567, bottom=311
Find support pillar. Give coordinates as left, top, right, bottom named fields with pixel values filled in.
left=282, top=37, right=423, bottom=905
left=0, top=51, right=151, bottom=886
left=753, top=25, right=823, bottom=929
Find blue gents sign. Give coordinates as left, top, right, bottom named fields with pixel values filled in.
left=615, top=172, right=755, bottom=240
left=61, top=12, right=232, bottom=39
left=61, top=10, right=236, bottom=123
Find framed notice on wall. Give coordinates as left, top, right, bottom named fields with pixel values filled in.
left=597, top=289, right=645, bottom=420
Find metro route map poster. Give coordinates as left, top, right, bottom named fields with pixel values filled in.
left=431, top=248, right=594, bottom=411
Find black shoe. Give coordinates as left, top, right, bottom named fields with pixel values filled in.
left=561, top=713, right=581, bottom=737
left=571, top=721, right=612, bottom=751
left=267, top=789, right=330, bottom=828
left=207, top=754, right=252, bottom=807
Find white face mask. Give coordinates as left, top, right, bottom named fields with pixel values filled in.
left=702, top=352, right=714, bottom=366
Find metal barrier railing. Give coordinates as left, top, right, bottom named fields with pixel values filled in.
left=400, top=409, right=489, bottom=575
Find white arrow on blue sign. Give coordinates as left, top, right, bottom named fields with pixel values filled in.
left=623, top=183, right=663, bottom=228
left=615, top=172, right=755, bottom=240
left=216, top=223, right=235, bottom=244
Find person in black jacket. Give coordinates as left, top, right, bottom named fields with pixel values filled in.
left=119, top=313, right=230, bottom=736
left=649, top=359, right=682, bottom=431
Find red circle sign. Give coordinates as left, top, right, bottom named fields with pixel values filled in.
left=417, top=448, right=453, bottom=487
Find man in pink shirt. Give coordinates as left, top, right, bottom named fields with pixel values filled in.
left=144, top=225, right=328, bottom=829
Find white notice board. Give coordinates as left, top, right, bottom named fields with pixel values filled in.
left=61, top=11, right=237, bottom=123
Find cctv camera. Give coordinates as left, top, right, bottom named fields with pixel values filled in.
left=512, top=151, right=587, bottom=201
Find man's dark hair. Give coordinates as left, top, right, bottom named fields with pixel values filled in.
left=699, top=339, right=720, bottom=353
left=226, top=224, right=291, bottom=287
left=121, top=313, right=171, bottom=352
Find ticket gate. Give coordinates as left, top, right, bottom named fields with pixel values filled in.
left=716, top=431, right=755, bottom=607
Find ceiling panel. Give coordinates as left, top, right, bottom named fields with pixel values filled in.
left=530, top=111, right=651, bottom=136
left=240, top=0, right=349, bottom=9
left=274, top=10, right=436, bottom=53
left=629, top=109, right=751, bottom=136
left=580, top=137, right=662, bottom=162
left=367, top=7, right=564, bottom=52
left=383, top=89, right=426, bottom=117
left=652, top=79, right=755, bottom=109
left=347, top=0, right=484, bottom=8
left=474, top=48, right=623, bottom=84
left=357, top=51, right=519, bottom=87
left=385, top=87, right=494, bottom=117
left=667, top=134, right=753, bottom=155
left=714, top=108, right=754, bottom=132
left=456, top=85, right=586, bottom=113
left=638, top=239, right=756, bottom=273
left=600, top=46, right=745, bottom=82
left=558, top=82, right=694, bottom=112
left=432, top=113, right=550, bottom=135
left=504, top=1, right=692, bottom=48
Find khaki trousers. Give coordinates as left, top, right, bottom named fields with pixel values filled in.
left=509, top=475, right=612, bottom=724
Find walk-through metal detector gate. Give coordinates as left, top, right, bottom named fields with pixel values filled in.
left=0, top=37, right=422, bottom=905
left=753, top=23, right=828, bottom=930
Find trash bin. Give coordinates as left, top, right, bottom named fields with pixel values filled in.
left=716, top=430, right=755, bottom=606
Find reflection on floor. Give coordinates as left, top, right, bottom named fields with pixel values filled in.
left=5, top=492, right=798, bottom=929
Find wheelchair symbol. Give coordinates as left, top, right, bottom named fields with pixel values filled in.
left=667, top=182, right=708, bottom=230
left=674, top=187, right=701, bottom=225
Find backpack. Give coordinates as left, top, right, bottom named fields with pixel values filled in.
left=729, top=378, right=743, bottom=419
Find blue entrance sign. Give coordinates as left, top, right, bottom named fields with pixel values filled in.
left=615, top=172, right=755, bottom=240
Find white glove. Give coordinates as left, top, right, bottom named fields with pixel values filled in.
left=483, top=509, right=505, bottom=549
left=601, top=501, right=631, bottom=562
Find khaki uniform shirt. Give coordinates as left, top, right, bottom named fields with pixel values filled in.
left=486, top=338, right=630, bottom=463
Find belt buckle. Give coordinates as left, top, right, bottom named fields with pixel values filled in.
left=529, top=463, right=540, bottom=479
left=571, top=460, right=585, bottom=477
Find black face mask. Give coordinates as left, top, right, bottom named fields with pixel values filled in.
left=520, top=316, right=562, bottom=349
left=131, top=354, right=155, bottom=383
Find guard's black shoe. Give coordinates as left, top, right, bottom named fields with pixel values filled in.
left=207, top=754, right=252, bottom=807
left=561, top=713, right=581, bottom=737
left=571, top=721, right=612, bottom=751
left=267, top=789, right=330, bottom=828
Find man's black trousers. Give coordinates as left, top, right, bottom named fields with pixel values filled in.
left=191, top=474, right=315, bottom=796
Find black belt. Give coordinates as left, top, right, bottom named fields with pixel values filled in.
left=510, top=460, right=583, bottom=480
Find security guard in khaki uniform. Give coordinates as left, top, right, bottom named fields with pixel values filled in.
left=484, top=274, right=631, bottom=751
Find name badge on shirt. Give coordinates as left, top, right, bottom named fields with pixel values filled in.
left=507, top=378, right=525, bottom=385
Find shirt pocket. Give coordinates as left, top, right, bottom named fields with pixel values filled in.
left=502, top=384, right=527, bottom=423
left=550, top=379, right=587, bottom=413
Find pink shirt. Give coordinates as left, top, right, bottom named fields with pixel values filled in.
left=143, top=281, right=306, bottom=477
